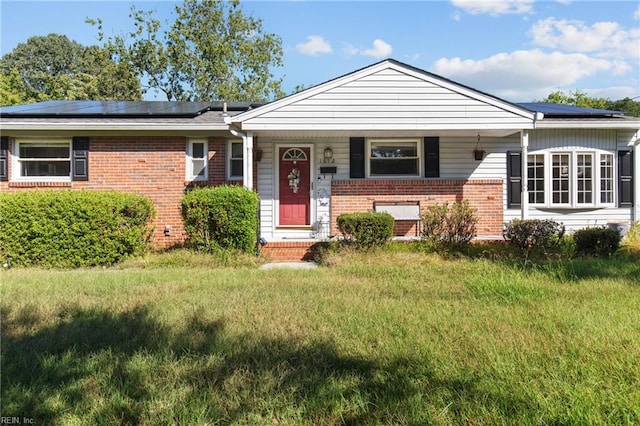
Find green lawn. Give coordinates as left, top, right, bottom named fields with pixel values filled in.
left=1, top=251, right=639, bottom=425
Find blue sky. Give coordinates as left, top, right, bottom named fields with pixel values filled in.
left=1, top=0, right=639, bottom=102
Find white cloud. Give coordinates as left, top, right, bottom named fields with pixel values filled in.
left=342, top=43, right=359, bottom=56
left=451, top=0, right=534, bottom=16
left=343, top=39, right=393, bottom=59
left=362, top=39, right=393, bottom=59
left=530, top=18, right=640, bottom=59
left=296, top=35, right=332, bottom=56
left=431, top=49, right=630, bottom=101
left=634, top=8, right=640, bottom=20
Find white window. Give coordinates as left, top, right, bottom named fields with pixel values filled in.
left=367, top=139, right=420, bottom=177
left=600, top=153, right=614, bottom=204
left=228, top=140, right=243, bottom=180
left=527, top=154, right=545, bottom=204
left=527, top=150, right=615, bottom=207
left=13, top=139, right=71, bottom=181
left=187, top=139, right=208, bottom=181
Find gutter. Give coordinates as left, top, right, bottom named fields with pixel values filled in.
left=227, top=119, right=253, bottom=190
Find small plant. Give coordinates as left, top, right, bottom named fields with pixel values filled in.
left=420, top=200, right=477, bottom=248
left=336, top=212, right=394, bottom=249
left=573, top=227, right=621, bottom=258
left=503, top=219, right=565, bottom=260
left=619, top=221, right=640, bottom=259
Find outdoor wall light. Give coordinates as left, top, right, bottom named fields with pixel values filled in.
left=323, top=147, right=334, bottom=163
left=164, top=225, right=171, bottom=237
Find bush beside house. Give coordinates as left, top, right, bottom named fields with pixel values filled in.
left=0, top=190, right=154, bottom=267
left=181, top=185, right=259, bottom=253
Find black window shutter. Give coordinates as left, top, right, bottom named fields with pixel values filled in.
left=72, top=137, right=89, bottom=181
left=349, top=137, right=365, bottom=179
left=423, top=137, right=439, bottom=178
left=506, top=151, right=522, bottom=208
left=0, top=136, right=8, bottom=181
left=618, top=150, right=633, bottom=207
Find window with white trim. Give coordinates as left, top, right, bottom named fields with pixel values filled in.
left=367, top=139, right=420, bottom=177
left=187, top=139, right=208, bottom=181
left=527, top=150, right=615, bottom=207
left=527, top=154, right=545, bottom=204
left=13, top=139, right=71, bottom=180
left=228, top=140, right=243, bottom=180
left=600, top=153, right=614, bottom=204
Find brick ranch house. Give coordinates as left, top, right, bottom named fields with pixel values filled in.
left=1, top=59, right=639, bottom=260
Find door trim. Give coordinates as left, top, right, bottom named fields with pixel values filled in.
left=274, top=143, right=315, bottom=229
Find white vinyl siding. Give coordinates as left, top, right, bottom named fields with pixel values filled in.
left=239, top=67, right=534, bottom=131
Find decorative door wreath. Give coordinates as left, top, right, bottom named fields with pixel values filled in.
left=288, top=166, right=300, bottom=193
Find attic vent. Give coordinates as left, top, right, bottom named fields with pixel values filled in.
left=282, top=148, right=308, bottom=161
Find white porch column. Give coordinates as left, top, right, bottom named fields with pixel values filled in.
left=521, top=130, right=529, bottom=220
left=634, top=133, right=639, bottom=222
left=243, top=131, right=253, bottom=190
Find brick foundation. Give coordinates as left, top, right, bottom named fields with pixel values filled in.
left=331, top=179, right=504, bottom=238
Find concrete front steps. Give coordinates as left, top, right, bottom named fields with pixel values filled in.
left=260, top=240, right=321, bottom=262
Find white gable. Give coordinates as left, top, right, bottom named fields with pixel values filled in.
left=232, top=60, right=536, bottom=132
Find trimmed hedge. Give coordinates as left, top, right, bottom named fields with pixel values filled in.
left=337, top=212, right=394, bottom=249
left=0, top=190, right=155, bottom=268
left=181, top=185, right=259, bottom=253
left=573, top=227, right=621, bottom=258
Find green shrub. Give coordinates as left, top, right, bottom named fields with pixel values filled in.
left=0, top=190, right=154, bottom=268
left=573, top=227, right=621, bottom=258
left=181, top=185, right=259, bottom=253
left=420, top=200, right=477, bottom=248
left=337, top=212, right=394, bottom=249
left=503, top=219, right=565, bottom=259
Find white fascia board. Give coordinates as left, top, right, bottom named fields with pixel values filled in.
left=534, top=120, right=640, bottom=130
left=0, top=122, right=229, bottom=132
left=238, top=122, right=536, bottom=131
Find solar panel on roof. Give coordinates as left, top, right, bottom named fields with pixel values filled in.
left=0, top=100, right=219, bottom=117
left=517, top=102, right=622, bottom=116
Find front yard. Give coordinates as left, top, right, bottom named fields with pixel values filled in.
left=1, top=251, right=639, bottom=425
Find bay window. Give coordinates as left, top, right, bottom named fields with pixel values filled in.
left=527, top=150, right=615, bottom=207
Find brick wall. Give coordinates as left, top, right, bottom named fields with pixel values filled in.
left=330, top=179, right=504, bottom=238
left=1, top=136, right=230, bottom=248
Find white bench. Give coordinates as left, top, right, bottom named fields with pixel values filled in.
left=374, top=201, right=421, bottom=236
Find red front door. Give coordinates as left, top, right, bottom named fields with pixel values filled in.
left=279, top=147, right=311, bottom=226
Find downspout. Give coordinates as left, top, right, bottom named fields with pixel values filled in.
left=521, top=130, right=529, bottom=220
left=634, top=130, right=639, bottom=223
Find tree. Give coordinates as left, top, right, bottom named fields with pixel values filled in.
left=539, top=90, right=640, bottom=117
left=0, top=33, right=141, bottom=105
left=91, top=0, right=284, bottom=102
left=0, top=69, right=39, bottom=106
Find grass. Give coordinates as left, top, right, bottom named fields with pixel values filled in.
left=1, top=250, right=639, bottom=425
